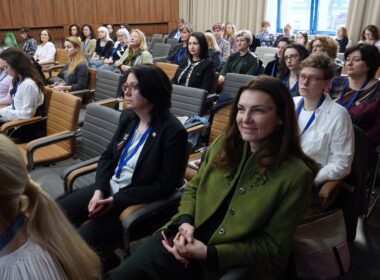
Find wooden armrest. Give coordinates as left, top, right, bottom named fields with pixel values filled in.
left=186, top=123, right=207, bottom=134
left=319, top=180, right=343, bottom=199
left=65, top=162, right=98, bottom=194
left=95, top=98, right=119, bottom=107
left=0, top=116, right=44, bottom=134
left=39, top=60, right=55, bottom=66
left=119, top=204, right=147, bottom=222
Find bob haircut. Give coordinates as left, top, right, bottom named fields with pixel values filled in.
left=38, top=29, right=53, bottom=44
left=69, top=24, right=81, bottom=36
left=214, top=75, right=318, bottom=176
left=236, top=29, right=253, bottom=45
left=212, top=23, right=225, bottom=31
left=300, top=53, right=336, bottom=80
left=123, top=64, right=172, bottom=120
left=180, top=23, right=193, bottom=34
left=344, top=43, right=380, bottom=80
left=187, top=32, right=209, bottom=59
left=80, top=24, right=95, bottom=40
left=361, top=24, right=380, bottom=41
left=0, top=48, right=44, bottom=93
left=261, top=20, right=270, bottom=27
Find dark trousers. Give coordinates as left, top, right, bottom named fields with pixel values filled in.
left=108, top=232, right=205, bottom=280
left=58, top=184, right=123, bottom=253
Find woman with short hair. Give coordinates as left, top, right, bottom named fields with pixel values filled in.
left=168, top=24, right=193, bottom=65
left=19, top=27, right=38, bottom=57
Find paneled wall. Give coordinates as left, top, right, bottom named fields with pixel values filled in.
left=0, top=0, right=178, bottom=44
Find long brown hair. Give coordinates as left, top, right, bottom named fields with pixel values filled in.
left=0, top=47, right=45, bottom=93
left=0, top=135, right=100, bottom=279
left=214, top=75, right=319, bottom=177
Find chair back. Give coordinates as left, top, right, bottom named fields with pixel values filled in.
left=47, top=91, right=81, bottom=152
left=209, top=104, right=232, bottom=144
left=254, top=47, right=277, bottom=63
left=78, top=103, right=121, bottom=161
left=152, top=34, right=163, bottom=40
left=55, top=48, right=68, bottom=65
left=156, top=62, right=178, bottom=80
left=166, top=38, right=179, bottom=48
left=222, top=73, right=256, bottom=97
left=43, top=87, right=53, bottom=115
left=93, top=71, right=123, bottom=102
left=170, top=84, right=208, bottom=117
left=150, top=43, right=170, bottom=58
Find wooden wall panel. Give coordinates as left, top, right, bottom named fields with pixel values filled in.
left=52, top=0, right=75, bottom=25
left=10, top=0, right=36, bottom=27
left=119, top=0, right=140, bottom=23
left=33, top=0, right=55, bottom=26
left=96, top=0, right=120, bottom=24
left=0, top=0, right=13, bottom=28
left=73, top=0, right=97, bottom=25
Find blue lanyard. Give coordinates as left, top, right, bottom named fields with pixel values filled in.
left=271, top=61, right=277, bottom=77
left=296, top=94, right=326, bottom=135
left=0, top=214, right=26, bottom=251
left=115, top=124, right=152, bottom=178
left=283, top=76, right=299, bottom=96
left=0, top=72, right=8, bottom=82
left=12, top=79, right=22, bottom=110
left=338, top=79, right=369, bottom=110
left=176, top=47, right=184, bottom=64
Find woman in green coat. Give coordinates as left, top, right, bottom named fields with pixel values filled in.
left=109, top=76, right=318, bottom=279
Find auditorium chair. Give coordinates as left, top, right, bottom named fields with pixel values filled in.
left=155, top=62, right=178, bottom=80
left=150, top=43, right=171, bottom=63
left=222, top=73, right=256, bottom=97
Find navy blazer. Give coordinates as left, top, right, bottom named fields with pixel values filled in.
left=95, top=109, right=188, bottom=211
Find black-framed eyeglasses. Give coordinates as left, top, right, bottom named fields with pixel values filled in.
left=122, top=83, right=140, bottom=92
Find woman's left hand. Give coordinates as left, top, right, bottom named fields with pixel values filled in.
left=173, top=233, right=207, bottom=260
left=97, top=196, right=114, bottom=206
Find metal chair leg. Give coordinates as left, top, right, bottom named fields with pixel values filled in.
left=364, top=151, right=380, bottom=220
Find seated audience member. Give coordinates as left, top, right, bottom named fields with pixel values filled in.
left=19, top=27, right=38, bottom=57
left=172, top=32, right=215, bottom=92
left=59, top=64, right=188, bottom=270
left=295, top=31, right=309, bottom=46
left=330, top=44, right=380, bottom=151
left=212, top=23, right=231, bottom=62
left=295, top=53, right=353, bottom=192
left=105, top=24, right=117, bottom=42
left=69, top=24, right=81, bottom=40
left=34, top=29, right=56, bottom=65
left=168, top=24, right=193, bottom=65
left=256, top=20, right=276, bottom=47
left=264, top=37, right=292, bottom=77
left=204, top=32, right=223, bottom=71
left=51, top=37, right=89, bottom=92
left=335, top=25, right=350, bottom=53
left=115, top=29, right=153, bottom=73
left=309, top=36, right=343, bottom=74
left=224, top=22, right=238, bottom=53
left=0, top=48, right=45, bottom=142
left=358, top=25, right=380, bottom=52
left=168, top=18, right=185, bottom=40
left=218, top=30, right=260, bottom=87
left=0, top=67, right=12, bottom=105
left=98, top=28, right=129, bottom=72
left=80, top=24, right=97, bottom=58
left=0, top=135, right=100, bottom=280
left=109, top=76, right=318, bottom=280
left=274, top=23, right=293, bottom=47
left=277, top=43, right=309, bottom=96
left=89, top=26, right=114, bottom=69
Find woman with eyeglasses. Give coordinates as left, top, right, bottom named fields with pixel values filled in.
left=330, top=44, right=380, bottom=151
left=80, top=24, right=97, bottom=58
left=59, top=64, right=188, bottom=271
left=295, top=54, right=354, bottom=204
left=277, top=43, right=309, bottom=96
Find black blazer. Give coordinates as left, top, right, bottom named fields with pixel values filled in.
left=95, top=110, right=188, bottom=211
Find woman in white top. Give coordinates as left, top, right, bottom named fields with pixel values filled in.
left=358, top=25, right=380, bottom=52
left=0, top=48, right=46, bottom=142
left=294, top=53, right=354, bottom=197
left=0, top=134, right=101, bottom=280
left=0, top=67, right=12, bottom=105
left=33, top=29, right=56, bottom=64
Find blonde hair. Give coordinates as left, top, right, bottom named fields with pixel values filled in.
left=224, top=22, right=237, bottom=40
left=130, top=29, right=148, bottom=51
left=65, top=36, right=88, bottom=76
left=204, top=32, right=220, bottom=51
left=97, top=26, right=112, bottom=42
left=0, top=135, right=100, bottom=279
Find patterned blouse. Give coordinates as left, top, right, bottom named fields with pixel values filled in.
left=22, top=38, right=38, bottom=57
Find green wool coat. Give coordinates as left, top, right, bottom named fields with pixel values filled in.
left=170, top=136, right=314, bottom=279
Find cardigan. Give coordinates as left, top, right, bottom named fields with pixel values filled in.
left=220, top=51, right=260, bottom=76
left=94, top=39, right=114, bottom=58
left=168, top=136, right=314, bottom=279
left=95, top=110, right=188, bottom=211
left=82, top=38, right=96, bottom=57
left=58, top=62, right=89, bottom=91
left=34, top=42, right=56, bottom=64
left=172, top=58, right=215, bottom=92
left=117, top=49, right=153, bottom=66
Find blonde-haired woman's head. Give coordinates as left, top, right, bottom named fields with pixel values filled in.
left=97, top=26, right=112, bottom=42
left=64, top=36, right=87, bottom=74
left=129, top=29, right=148, bottom=51
left=0, top=135, right=28, bottom=229
left=204, top=32, right=220, bottom=51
